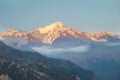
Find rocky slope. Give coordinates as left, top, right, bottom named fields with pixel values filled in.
left=0, top=41, right=96, bottom=80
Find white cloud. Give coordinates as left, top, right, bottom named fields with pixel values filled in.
left=32, top=45, right=89, bottom=55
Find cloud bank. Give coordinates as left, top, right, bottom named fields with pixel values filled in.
left=32, top=45, right=89, bottom=54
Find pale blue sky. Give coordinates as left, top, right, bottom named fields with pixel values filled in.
left=0, top=0, right=120, bottom=34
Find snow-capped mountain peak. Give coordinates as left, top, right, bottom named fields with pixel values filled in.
left=90, top=32, right=118, bottom=42
left=0, top=29, right=27, bottom=39
left=0, top=22, right=119, bottom=44
left=27, top=22, right=90, bottom=44
left=36, top=21, right=69, bottom=34
left=94, top=32, right=117, bottom=37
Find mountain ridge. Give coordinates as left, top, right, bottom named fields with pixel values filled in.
left=0, top=41, right=96, bottom=80
left=0, top=21, right=119, bottom=43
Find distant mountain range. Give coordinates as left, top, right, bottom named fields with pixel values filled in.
left=0, top=21, right=119, bottom=43
left=0, top=21, right=120, bottom=50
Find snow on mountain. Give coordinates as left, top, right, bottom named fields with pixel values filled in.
left=0, top=29, right=27, bottom=39
left=31, top=21, right=119, bottom=43
left=0, top=22, right=119, bottom=45
left=27, top=21, right=91, bottom=44
left=91, top=32, right=119, bottom=42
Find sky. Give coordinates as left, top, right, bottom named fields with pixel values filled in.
left=0, top=0, right=120, bottom=34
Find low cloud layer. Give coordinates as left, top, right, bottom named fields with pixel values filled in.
left=32, top=45, right=89, bottom=54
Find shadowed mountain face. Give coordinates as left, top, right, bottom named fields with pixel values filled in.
left=0, top=41, right=96, bottom=80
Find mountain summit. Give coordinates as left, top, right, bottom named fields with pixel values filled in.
left=91, top=32, right=119, bottom=42
left=27, top=21, right=90, bottom=43
left=37, top=21, right=67, bottom=32
left=0, top=29, right=27, bottom=39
